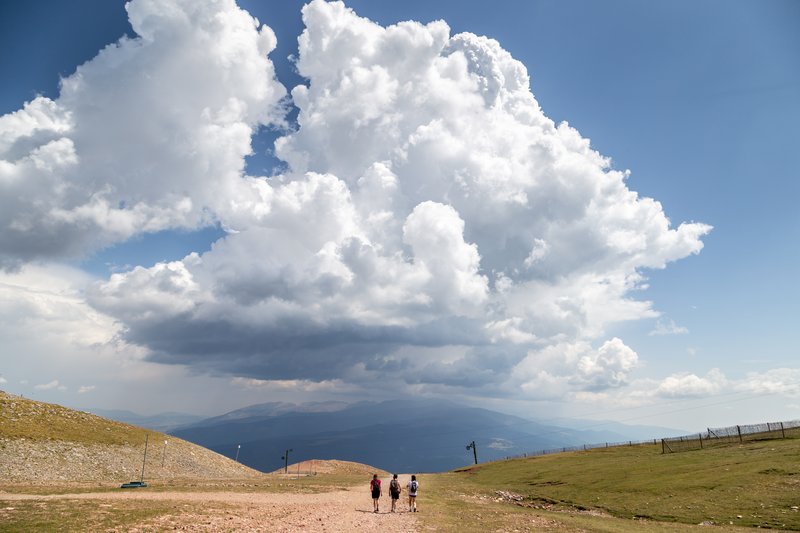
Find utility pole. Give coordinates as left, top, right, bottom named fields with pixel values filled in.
left=466, top=440, right=478, bottom=465
left=140, top=434, right=149, bottom=482
left=281, top=448, right=293, bottom=473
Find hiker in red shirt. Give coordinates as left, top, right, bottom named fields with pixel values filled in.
left=370, top=473, right=382, bottom=513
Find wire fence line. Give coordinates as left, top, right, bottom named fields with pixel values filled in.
left=498, top=419, right=800, bottom=461
left=660, top=419, right=800, bottom=454
left=502, top=438, right=660, bottom=461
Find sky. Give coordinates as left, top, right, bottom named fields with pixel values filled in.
left=1, top=0, right=798, bottom=433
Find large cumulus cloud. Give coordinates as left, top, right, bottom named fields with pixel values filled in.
left=0, top=0, right=286, bottom=269
left=7, top=0, right=712, bottom=399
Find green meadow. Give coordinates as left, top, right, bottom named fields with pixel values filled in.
left=419, top=437, right=800, bottom=531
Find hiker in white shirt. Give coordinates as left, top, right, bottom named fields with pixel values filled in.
left=407, top=474, right=419, bottom=512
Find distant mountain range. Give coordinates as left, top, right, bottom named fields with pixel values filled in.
left=162, top=399, right=685, bottom=473
left=87, top=408, right=206, bottom=433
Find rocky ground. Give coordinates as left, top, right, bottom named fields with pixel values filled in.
left=0, top=390, right=260, bottom=483
left=0, top=436, right=261, bottom=484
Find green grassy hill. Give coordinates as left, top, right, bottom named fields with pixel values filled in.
left=419, top=438, right=800, bottom=531
left=0, top=390, right=163, bottom=446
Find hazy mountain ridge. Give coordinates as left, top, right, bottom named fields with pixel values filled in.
left=547, top=417, right=688, bottom=440
left=88, top=408, right=206, bottom=433
left=170, top=399, right=665, bottom=473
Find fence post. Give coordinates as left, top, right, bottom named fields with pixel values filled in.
left=661, top=439, right=665, bottom=454
left=737, top=425, right=743, bottom=444
left=781, top=422, right=786, bottom=439
left=699, top=433, right=703, bottom=449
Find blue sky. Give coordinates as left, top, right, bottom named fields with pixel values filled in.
left=1, top=0, right=798, bottom=432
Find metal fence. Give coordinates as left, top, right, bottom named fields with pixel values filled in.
left=497, top=419, right=800, bottom=462
left=661, top=419, right=800, bottom=454
left=503, top=438, right=659, bottom=462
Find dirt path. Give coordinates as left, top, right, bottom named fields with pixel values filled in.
left=1, top=475, right=421, bottom=532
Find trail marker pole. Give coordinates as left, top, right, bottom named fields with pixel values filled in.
left=235, top=444, right=241, bottom=462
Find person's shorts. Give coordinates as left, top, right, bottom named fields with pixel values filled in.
left=390, top=491, right=400, bottom=500
left=372, top=490, right=381, bottom=499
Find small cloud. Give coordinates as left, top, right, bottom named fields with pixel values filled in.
left=0, top=376, right=7, bottom=384
left=34, top=379, right=66, bottom=391
left=78, top=385, right=96, bottom=394
left=648, top=318, right=689, bottom=336
left=574, top=337, right=639, bottom=390
left=653, top=369, right=726, bottom=398
left=487, top=438, right=514, bottom=450
left=687, top=347, right=697, bottom=356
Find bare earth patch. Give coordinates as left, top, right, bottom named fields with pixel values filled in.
left=1, top=475, right=420, bottom=532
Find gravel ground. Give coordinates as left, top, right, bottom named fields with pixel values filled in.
left=0, top=436, right=261, bottom=484
left=1, top=475, right=421, bottom=532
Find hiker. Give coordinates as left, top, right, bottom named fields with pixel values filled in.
left=389, top=473, right=401, bottom=512
left=407, top=474, right=419, bottom=512
left=370, top=473, right=382, bottom=513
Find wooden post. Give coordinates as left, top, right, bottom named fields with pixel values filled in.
left=698, top=433, right=703, bottom=449
left=737, top=425, right=743, bottom=443
left=781, top=422, right=786, bottom=439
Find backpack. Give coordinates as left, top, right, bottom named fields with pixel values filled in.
left=390, top=479, right=400, bottom=493
left=410, top=480, right=418, bottom=493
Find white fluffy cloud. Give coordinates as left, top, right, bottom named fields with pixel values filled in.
left=0, top=0, right=286, bottom=269
left=4, top=0, right=714, bottom=400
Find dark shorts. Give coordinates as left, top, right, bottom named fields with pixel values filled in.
left=390, top=491, right=400, bottom=500
left=372, top=489, right=380, bottom=499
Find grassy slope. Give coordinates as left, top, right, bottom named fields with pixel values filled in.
left=418, top=438, right=800, bottom=532
left=0, top=390, right=162, bottom=445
